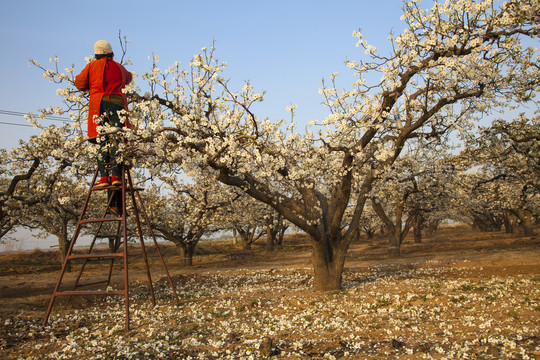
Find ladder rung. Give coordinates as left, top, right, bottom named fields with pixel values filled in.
left=92, top=186, right=142, bottom=192
left=54, top=290, right=126, bottom=297
left=92, top=185, right=121, bottom=190
left=68, top=253, right=125, bottom=260
left=79, top=218, right=123, bottom=224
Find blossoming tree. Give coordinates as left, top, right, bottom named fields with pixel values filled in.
left=459, top=112, right=539, bottom=235
left=142, top=174, right=241, bottom=266
left=3, top=123, right=92, bottom=263
left=137, top=0, right=538, bottom=289
left=369, top=146, right=457, bottom=256
left=34, top=0, right=539, bottom=290
left=0, top=151, right=40, bottom=240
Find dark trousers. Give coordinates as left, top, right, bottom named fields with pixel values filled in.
left=97, top=100, right=125, bottom=178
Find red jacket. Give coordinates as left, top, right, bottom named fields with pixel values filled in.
left=75, top=57, right=133, bottom=142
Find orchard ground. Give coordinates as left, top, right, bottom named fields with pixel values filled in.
left=0, top=225, right=539, bottom=359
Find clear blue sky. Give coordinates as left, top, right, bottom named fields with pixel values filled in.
left=0, top=0, right=407, bottom=149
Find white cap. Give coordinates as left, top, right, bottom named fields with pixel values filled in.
left=94, top=40, right=113, bottom=55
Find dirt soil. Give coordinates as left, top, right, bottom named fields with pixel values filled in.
left=0, top=225, right=539, bottom=359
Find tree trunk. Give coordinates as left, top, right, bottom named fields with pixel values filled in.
left=175, top=243, right=195, bottom=266
left=311, top=232, right=352, bottom=291
left=311, top=238, right=348, bottom=291
left=108, top=236, right=116, bottom=252
left=232, top=228, right=238, bottom=246
left=413, top=214, right=423, bottom=244
left=265, top=224, right=275, bottom=252
left=371, top=200, right=408, bottom=258
left=388, top=220, right=413, bottom=258
left=276, top=227, right=286, bottom=246
left=58, top=222, right=71, bottom=272
left=240, top=234, right=252, bottom=250
left=512, top=209, right=536, bottom=236
left=238, top=227, right=257, bottom=250
left=424, top=219, right=441, bottom=236
left=472, top=212, right=503, bottom=232
left=387, top=236, right=402, bottom=258
left=364, top=229, right=375, bottom=239
left=413, top=226, right=422, bottom=243
left=502, top=213, right=515, bottom=234
left=274, top=217, right=287, bottom=246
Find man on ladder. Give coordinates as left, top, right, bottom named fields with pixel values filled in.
left=75, top=40, right=133, bottom=213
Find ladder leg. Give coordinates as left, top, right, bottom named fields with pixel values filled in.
left=121, top=166, right=130, bottom=331
left=106, top=221, right=123, bottom=288
left=135, top=189, right=180, bottom=302
left=126, top=168, right=156, bottom=305
left=44, top=168, right=99, bottom=327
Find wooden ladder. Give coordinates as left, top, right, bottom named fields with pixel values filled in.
left=43, top=165, right=179, bottom=330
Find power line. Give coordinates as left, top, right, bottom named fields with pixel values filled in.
left=0, top=109, right=76, bottom=123
left=0, top=121, right=35, bottom=128
left=0, top=109, right=78, bottom=128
